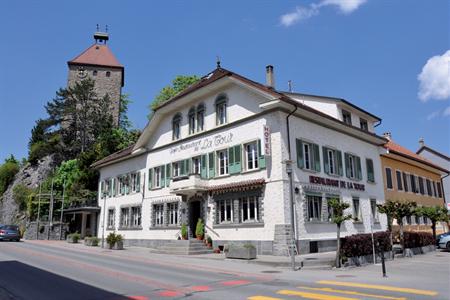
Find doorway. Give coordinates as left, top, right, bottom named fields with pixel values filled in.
left=189, top=200, right=201, bottom=238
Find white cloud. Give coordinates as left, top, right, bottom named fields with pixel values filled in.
left=426, top=110, right=440, bottom=121
left=425, top=106, right=450, bottom=121
left=418, top=50, right=450, bottom=102
left=443, top=106, right=450, bottom=117
left=280, top=0, right=367, bottom=27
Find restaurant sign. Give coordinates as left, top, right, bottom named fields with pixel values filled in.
left=170, top=133, right=233, bottom=155
left=263, top=125, right=271, bottom=156
left=309, top=175, right=365, bottom=191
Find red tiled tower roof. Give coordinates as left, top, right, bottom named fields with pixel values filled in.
left=68, top=44, right=123, bottom=68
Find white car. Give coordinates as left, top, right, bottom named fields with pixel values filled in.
left=438, top=234, right=450, bottom=250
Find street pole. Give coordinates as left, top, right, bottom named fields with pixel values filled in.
left=47, top=177, right=54, bottom=240
left=101, top=192, right=107, bottom=248
left=285, top=160, right=297, bottom=270
left=36, top=183, right=42, bottom=240
left=59, top=180, right=66, bottom=240
left=371, top=215, right=376, bottom=264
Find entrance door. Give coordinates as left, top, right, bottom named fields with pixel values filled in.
left=189, top=201, right=201, bottom=238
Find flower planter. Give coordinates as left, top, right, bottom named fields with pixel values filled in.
left=112, top=240, right=124, bottom=250
left=67, top=237, right=78, bottom=243
left=225, top=245, right=257, bottom=260
left=84, top=237, right=99, bottom=247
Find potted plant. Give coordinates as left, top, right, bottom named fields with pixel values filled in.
left=106, top=232, right=124, bottom=250
left=181, top=223, right=188, bottom=240
left=195, top=218, right=204, bottom=240
left=207, top=236, right=213, bottom=248
left=67, top=233, right=80, bottom=244
left=113, top=234, right=124, bottom=250
left=84, top=236, right=100, bottom=247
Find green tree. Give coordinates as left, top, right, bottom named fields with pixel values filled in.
left=0, top=155, right=19, bottom=195
left=377, top=201, right=396, bottom=257
left=12, top=184, right=34, bottom=212
left=417, top=206, right=449, bottom=241
left=328, top=198, right=353, bottom=268
left=149, top=75, right=200, bottom=115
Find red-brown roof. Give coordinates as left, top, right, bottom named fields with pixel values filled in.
left=91, top=144, right=135, bottom=168
left=208, top=178, right=265, bottom=194
left=384, top=140, right=448, bottom=173
left=68, top=44, right=123, bottom=68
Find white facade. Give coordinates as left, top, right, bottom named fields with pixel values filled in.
left=96, top=68, right=387, bottom=254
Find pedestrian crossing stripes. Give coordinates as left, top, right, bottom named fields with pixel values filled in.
left=248, top=280, right=439, bottom=300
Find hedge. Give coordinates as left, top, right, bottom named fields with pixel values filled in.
left=402, top=231, right=434, bottom=248
left=341, top=231, right=391, bottom=258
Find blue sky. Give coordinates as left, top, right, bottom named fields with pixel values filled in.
left=0, top=0, right=449, bottom=162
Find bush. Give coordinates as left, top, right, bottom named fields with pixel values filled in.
left=0, top=156, right=19, bottom=195
left=13, top=184, right=34, bottom=211
left=67, top=233, right=80, bottom=243
left=106, top=232, right=123, bottom=248
left=341, top=231, right=391, bottom=258
left=402, top=231, right=434, bottom=248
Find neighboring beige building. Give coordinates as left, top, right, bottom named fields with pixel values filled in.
left=380, top=133, right=448, bottom=233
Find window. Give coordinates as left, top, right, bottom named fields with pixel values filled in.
left=307, top=195, right=322, bottom=221
left=405, top=215, right=412, bottom=225
left=118, top=175, right=130, bottom=195
left=410, top=174, right=418, bottom=193
left=426, top=179, right=432, bottom=196
left=192, top=157, right=201, bottom=175
left=131, top=206, right=142, bottom=227
left=106, top=71, right=111, bottom=77
left=167, top=202, right=178, bottom=226
left=352, top=197, right=361, bottom=221
left=172, top=113, right=182, bottom=140
left=395, top=171, right=403, bottom=191
left=188, top=107, right=196, bottom=134
left=360, top=118, right=368, bottom=131
left=245, top=142, right=259, bottom=171
left=403, top=172, right=409, bottom=192
left=323, top=147, right=341, bottom=176
left=130, top=172, right=140, bottom=193
left=328, top=150, right=336, bottom=174
left=217, top=149, right=229, bottom=176
left=304, top=143, right=311, bottom=170
left=218, top=199, right=233, bottom=223
left=152, top=167, right=162, bottom=188
left=196, top=104, right=205, bottom=132
left=153, top=204, right=164, bottom=227
left=216, top=95, right=227, bottom=125
left=437, top=182, right=443, bottom=198
left=432, top=181, right=437, bottom=197
left=370, top=199, right=378, bottom=222
left=342, top=110, right=352, bottom=125
left=240, top=196, right=259, bottom=222
left=423, top=216, right=429, bottom=225
left=297, top=140, right=321, bottom=172
left=93, top=70, right=98, bottom=76
left=120, top=207, right=130, bottom=228
left=414, top=215, right=421, bottom=225
left=107, top=209, right=115, bottom=229
left=366, top=159, right=374, bottom=183
left=173, top=161, right=180, bottom=178
left=418, top=177, right=425, bottom=195
left=345, top=153, right=361, bottom=180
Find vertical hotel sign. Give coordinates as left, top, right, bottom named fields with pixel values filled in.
left=263, top=125, right=271, bottom=156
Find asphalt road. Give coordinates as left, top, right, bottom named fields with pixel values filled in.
left=0, top=240, right=448, bottom=300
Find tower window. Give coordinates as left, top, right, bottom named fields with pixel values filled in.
left=106, top=71, right=111, bottom=77
left=93, top=70, right=98, bottom=76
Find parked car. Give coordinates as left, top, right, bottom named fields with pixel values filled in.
left=436, top=231, right=450, bottom=246
left=437, top=234, right=450, bottom=250
left=0, top=225, right=21, bottom=241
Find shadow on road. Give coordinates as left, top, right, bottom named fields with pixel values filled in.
left=0, top=260, right=128, bottom=300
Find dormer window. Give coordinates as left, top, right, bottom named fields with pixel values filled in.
left=172, top=113, right=182, bottom=140
left=342, top=110, right=352, bottom=125
left=196, top=103, right=205, bottom=132
left=188, top=107, right=196, bottom=135
left=215, top=94, right=228, bottom=125
left=360, top=118, right=368, bottom=131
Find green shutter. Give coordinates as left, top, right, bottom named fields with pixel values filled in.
left=337, top=150, right=343, bottom=176
left=258, top=139, right=266, bottom=169
left=366, top=158, right=374, bottom=182
left=234, top=145, right=242, bottom=172
left=136, top=172, right=141, bottom=192
left=161, top=165, right=166, bottom=187
left=345, top=153, right=350, bottom=178
left=148, top=169, right=153, bottom=189
left=100, top=181, right=104, bottom=198
left=166, top=164, right=171, bottom=187
left=184, top=159, right=190, bottom=175
left=356, top=156, right=362, bottom=180
left=200, top=155, right=207, bottom=178
left=229, top=146, right=235, bottom=173
left=296, top=139, right=304, bottom=168
left=180, top=160, right=186, bottom=176
left=323, top=146, right=329, bottom=174
left=125, top=174, right=130, bottom=194
left=208, top=152, right=215, bottom=178
left=312, top=144, right=320, bottom=172
left=112, top=178, right=116, bottom=196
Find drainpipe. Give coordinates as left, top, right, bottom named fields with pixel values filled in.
left=285, top=104, right=298, bottom=270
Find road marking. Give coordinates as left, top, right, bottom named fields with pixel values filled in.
left=277, top=290, right=357, bottom=300
left=157, top=290, right=182, bottom=297
left=317, top=280, right=438, bottom=296
left=190, top=285, right=211, bottom=292
left=248, top=296, right=283, bottom=300
left=221, top=280, right=251, bottom=286
left=297, top=286, right=407, bottom=300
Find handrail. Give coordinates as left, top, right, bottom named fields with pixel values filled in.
left=204, top=224, right=220, bottom=238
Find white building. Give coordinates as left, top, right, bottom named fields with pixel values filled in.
left=93, top=65, right=388, bottom=254
left=417, top=139, right=450, bottom=209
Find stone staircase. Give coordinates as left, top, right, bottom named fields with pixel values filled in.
left=149, top=239, right=213, bottom=255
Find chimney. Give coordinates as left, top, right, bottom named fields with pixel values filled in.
left=266, top=65, right=275, bottom=89
left=383, top=132, right=392, bottom=141
left=419, top=137, right=425, bottom=148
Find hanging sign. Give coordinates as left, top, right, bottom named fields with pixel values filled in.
left=263, top=125, right=271, bottom=156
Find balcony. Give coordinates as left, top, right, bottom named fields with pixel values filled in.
left=170, top=174, right=209, bottom=196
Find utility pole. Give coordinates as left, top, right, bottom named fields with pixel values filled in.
left=47, top=178, right=54, bottom=240
left=36, top=183, right=42, bottom=240
left=59, top=180, right=66, bottom=240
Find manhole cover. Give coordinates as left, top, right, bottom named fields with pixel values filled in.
left=305, top=258, right=317, bottom=260
left=261, top=270, right=281, bottom=273
left=336, top=275, right=356, bottom=278
left=263, top=281, right=290, bottom=286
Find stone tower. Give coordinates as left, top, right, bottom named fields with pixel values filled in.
left=67, top=31, right=124, bottom=126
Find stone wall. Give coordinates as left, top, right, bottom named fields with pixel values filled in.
left=24, top=221, right=69, bottom=240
